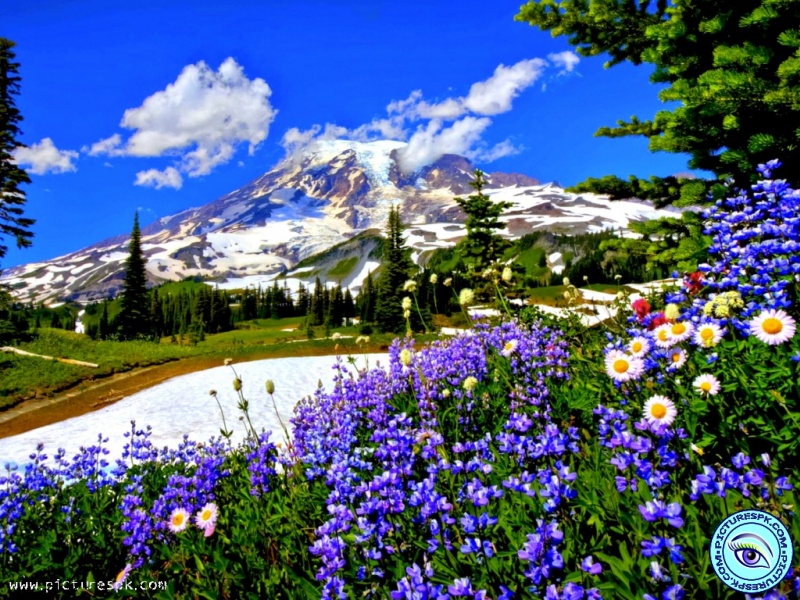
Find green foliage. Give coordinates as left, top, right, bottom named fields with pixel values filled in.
left=116, top=213, right=152, bottom=340
left=454, top=169, right=513, bottom=274
left=327, top=256, right=359, bottom=279
left=0, top=38, right=34, bottom=264
left=375, top=206, right=414, bottom=334
left=516, top=0, right=800, bottom=205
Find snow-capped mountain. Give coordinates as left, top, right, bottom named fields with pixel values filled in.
left=2, top=140, right=679, bottom=303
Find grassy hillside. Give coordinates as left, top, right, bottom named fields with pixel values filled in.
left=0, top=317, right=439, bottom=412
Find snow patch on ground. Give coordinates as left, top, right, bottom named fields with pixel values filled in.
left=0, top=354, right=387, bottom=470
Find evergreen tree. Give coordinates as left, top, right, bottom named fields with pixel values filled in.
left=0, top=39, right=34, bottom=267
left=312, top=276, right=325, bottom=326
left=359, top=271, right=377, bottom=323
left=117, top=212, right=151, bottom=340
left=343, top=288, right=356, bottom=324
left=150, top=287, right=163, bottom=337
left=454, top=169, right=513, bottom=276
left=375, top=206, right=414, bottom=334
left=98, top=302, right=110, bottom=340
left=49, top=310, right=61, bottom=328
left=328, top=284, right=344, bottom=328
left=296, top=283, right=309, bottom=317
left=516, top=0, right=800, bottom=205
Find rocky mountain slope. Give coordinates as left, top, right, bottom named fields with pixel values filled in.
left=2, top=140, right=679, bottom=303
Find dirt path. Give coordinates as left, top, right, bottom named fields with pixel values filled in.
left=0, top=344, right=387, bottom=440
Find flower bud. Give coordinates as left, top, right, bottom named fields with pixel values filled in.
left=265, top=380, right=275, bottom=395
left=664, top=303, right=680, bottom=321
left=444, top=277, right=453, bottom=287
left=459, top=288, right=474, bottom=307
left=501, top=266, right=512, bottom=283
left=399, top=349, right=412, bottom=366
left=403, top=309, right=411, bottom=319
left=562, top=277, right=570, bottom=286
left=463, top=376, right=478, bottom=391
left=403, top=279, right=417, bottom=292
left=402, top=297, right=412, bottom=310
left=233, top=377, right=242, bottom=392
left=429, top=273, right=438, bottom=284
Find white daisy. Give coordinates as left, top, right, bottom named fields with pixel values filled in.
left=668, top=321, right=694, bottom=344
left=629, top=336, right=650, bottom=357
left=604, top=350, right=645, bottom=382
left=195, top=502, right=218, bottom=531
left=501, top=339, right=519, bottom=357
left=693, top=374, right=720, bottom=396
left=168, top=507, right=190, bottom=533
left=652, top=323, right=675, bottom=349
left=666, top=348, right=687, bottom=369
left=643, top=395, right=678, bottom=427
left=693, top=322, right=724, bottom=348
left=749, top=309, right=796, bottom=345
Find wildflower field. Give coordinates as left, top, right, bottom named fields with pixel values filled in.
left=1, top=161, right=799, bottom=599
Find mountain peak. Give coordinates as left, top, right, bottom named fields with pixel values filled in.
left=1, top=142, right=677, bottom=304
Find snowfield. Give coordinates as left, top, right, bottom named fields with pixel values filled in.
left=0, top=353, right=386, bottom=470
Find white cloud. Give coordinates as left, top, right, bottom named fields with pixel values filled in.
left=547, top=51, right=580, bottom=75
left=91, top=57, right=277, bottom=185
left=13, top=138, right=78, bottom=175
left=282, top=55, right=575, bottom=173
left=395, top=117, right=491, bottom=173
left=134, top=167, right=183, bottom=190
left=462, top=58, right=548, bottom=115
left=86, top=133, right=124, bottom=157
left=473, top=139, right=523, bottom=162
left=387, top=58, right=547, bottom=122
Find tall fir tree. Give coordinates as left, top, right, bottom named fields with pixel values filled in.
left=150, top=287, right=163, bottom=338
left=98, top=301, right=110, bottom=340
left=516, top=0, right=800, bottom=205
left=359, top=271, right=377, bottom=324
left=454, top=169, right=513, bottom=277
left=375, top=206, right=414, bottom=334
left=343, top=288, right=356, bottom=323
left=117, top=212, right=151, bottom=340
left=0, top=38, right=34, bottom=267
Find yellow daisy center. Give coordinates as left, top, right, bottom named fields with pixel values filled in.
left=672, top=352, right=682, bottom=363
left=172, top=514, right=184, bottom=527
left=700, top=382, right=712, bottom=392
left=671, top=323, right=686, bottom=336
left=657, top=329, right=669, bottom=342
left=700, top=328, right=714, bottom=340
left=762, top=317, right=783, bottom=335
left=201, top=509, right=213, bottom=521
left=504, top=342, right=515, bottom=353
left=632, top=341, right=643, bottom=353
left=650, top=403, right=667, bottom=419
left=613, top=359, right=630, bottom=374
left=115, top=569, right=127, bottom=583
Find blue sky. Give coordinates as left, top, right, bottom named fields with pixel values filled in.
left=2, top=0, right=700, bottom=268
